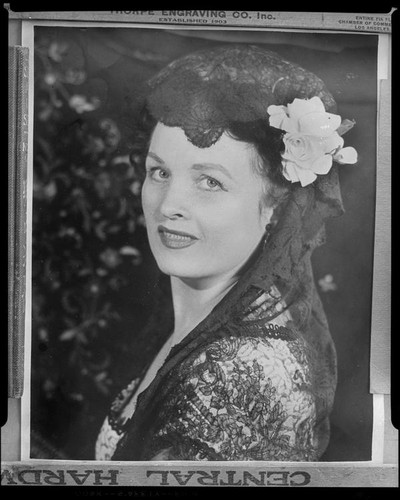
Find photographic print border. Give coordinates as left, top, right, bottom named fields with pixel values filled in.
left=3, top=8, right=397, bottom=488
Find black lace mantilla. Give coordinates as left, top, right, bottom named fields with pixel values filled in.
left=146, top=45, right=336, bottom=148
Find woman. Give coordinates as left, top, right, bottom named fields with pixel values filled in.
left=95, top=44, right=357, bottom=461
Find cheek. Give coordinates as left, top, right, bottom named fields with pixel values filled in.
left=141, top=182, right=158, bottom=220
left=203, top=196, right=265, bottom=242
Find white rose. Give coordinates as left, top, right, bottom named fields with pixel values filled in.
left=268, top=97, right=358, bottom=186
left=282, top=134, right=336, bottom=187
left=268, top=97, right=342, bottom=136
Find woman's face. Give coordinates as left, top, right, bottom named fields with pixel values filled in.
left=142, top=123, right=273, bottom=288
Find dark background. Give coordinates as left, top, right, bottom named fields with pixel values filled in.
left=31, top=26, right=378, bottom=461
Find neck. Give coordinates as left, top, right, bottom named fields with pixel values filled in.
left=170, top=272, right=238, bottom=345
left=168, top=235, right=266, bottom=345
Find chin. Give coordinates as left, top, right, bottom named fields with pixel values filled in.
left=149, top=238, right=200, bottom=277
left=155, top=257, right=203, bottom=280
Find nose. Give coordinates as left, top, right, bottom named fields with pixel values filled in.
left=159, top=180, right=190, bottom=220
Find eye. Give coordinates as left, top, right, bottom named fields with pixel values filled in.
left=146, top=167, right=169, bottom=182
left=199, top=176, right=225, bottom=191
left=206, top=178, right=220, bottom=189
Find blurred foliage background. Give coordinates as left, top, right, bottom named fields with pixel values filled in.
left=31, top=27, right=378, bottom=460
left=32, top=29, right=156, bottom=459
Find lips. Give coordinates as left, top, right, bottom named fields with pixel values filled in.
left=157, top=225, right=199, bottom=249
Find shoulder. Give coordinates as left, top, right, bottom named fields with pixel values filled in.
left=171, top=328, right=319, bottom=460
left=180, top=326, right=315, bottom=400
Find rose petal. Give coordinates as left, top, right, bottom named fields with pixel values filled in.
left=287, top=97, right=325, bottom=122
left=269, top=112, right=287, bottom=130
left=268, top=105, right=288, bottom=129
left=321, top=133, right=344, bottom=154
left=311, top=154, right=333, bottom=175
left=307, top=96, right=327, bottom=112
left=267, top=104, right=287, bottom=116
left=307, top=135, right=329, bottom=158
left=282, top=161, right=301, bottom=183
left=333, top=147, right=358, bottom=164
left=282, top=134, right=325, bottom=169
left=281, top=116, right=300, bottom=133
left=269, top=113, right=298, bottom=133
left=297, top=169, right=318, bottom=187
left=298, top=112, right=341, bottom=137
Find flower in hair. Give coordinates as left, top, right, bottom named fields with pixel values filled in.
left=267, top=97, right=358, bottom=187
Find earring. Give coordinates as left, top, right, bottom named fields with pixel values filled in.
left=263, top=223, right=273, bottom=248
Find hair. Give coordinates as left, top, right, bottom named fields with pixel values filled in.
left=129, top=106, right=291, bottom=217
left=226, top=120, right=290, bottom=211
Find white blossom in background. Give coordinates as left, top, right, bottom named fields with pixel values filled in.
left=69, top=94, right=100, bottom=114
left=318, top=274, right=338, bottom=292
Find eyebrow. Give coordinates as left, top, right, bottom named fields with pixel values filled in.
left=146, top=154, right=233, bottom=180
left=192, top=163, right=233, bottom=180
left=147, top=152, right=165, bottom=164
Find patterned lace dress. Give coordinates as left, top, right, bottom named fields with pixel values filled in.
left=95, top=275, right=336, bottom=461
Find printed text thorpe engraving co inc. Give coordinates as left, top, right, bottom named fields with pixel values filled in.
left=110, top=11, right=277, bottom=24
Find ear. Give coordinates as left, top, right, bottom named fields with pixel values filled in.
left=259, top=204, right=274, bottom=228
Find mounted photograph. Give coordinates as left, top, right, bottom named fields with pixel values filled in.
left=3, top=8, right=395, bottom=489
left=27, top=25, right=380, bottom=463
